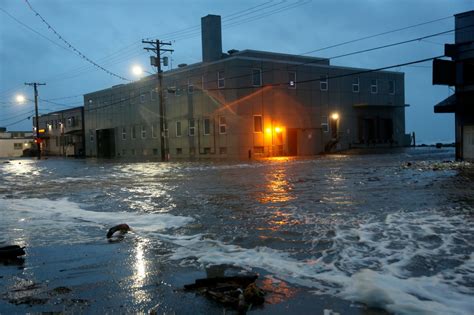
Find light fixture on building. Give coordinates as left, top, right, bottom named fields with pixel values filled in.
left=265, top=128, right=272, bottom=134
left=275, top=127, right=282, bottom=133
left=331, top=113, right=339, bottom=120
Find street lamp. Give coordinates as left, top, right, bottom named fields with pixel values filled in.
left=16, top=94, right=26, bottom=103
left=132, top=65, right=144, bottom=76
left=131, top=65, right=153, bottom=77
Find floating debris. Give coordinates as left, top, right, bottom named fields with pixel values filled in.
left=184, top=275, right=265, bottom=312
left=0, top=245, right=25, bottom=260
left=106, top=223, right=131, bottom=239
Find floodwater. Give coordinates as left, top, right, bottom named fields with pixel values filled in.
left=0, top=148, right=473, bottom=314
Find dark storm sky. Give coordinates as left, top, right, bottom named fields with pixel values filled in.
left=1, top=0, right=472, bottom=143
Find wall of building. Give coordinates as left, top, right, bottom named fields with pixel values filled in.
left=84, top=51, right=406, bottom=160
left=36, top=107, right=84, bottom=156
left=0, top=131, right=34, bottom=158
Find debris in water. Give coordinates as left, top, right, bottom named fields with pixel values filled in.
left=106, top=223, right=131, bottom=239
left=184, top=275, right=265, bottom=311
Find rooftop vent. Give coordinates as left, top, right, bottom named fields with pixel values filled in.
left=228, top=49, right=239, bottom=54
left=178, top=63, right=188, bottom=68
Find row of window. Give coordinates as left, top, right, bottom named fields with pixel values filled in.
left=87, top=71, right=397, bottom=107
left=118, top=147, right=228, bottom=156
left=44, top=116, right=78, bottom=130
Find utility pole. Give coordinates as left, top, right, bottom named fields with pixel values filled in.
left=142, top=39, right=173, bottom=161
left=25, top=82, right=46, bottom=160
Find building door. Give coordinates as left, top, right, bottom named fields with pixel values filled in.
left=463, top=125, right=474, bottom=161
left=287, top=128, right=298, bottom=156
left=96, top=128, right=115, bottom=158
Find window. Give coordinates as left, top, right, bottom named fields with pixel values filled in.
left=131, top=125, right=136, bottom=139
left=89, top=130, right=94, bottom=142
left=203, top=118, right=211, bottom=135
left=321, top=116, right=329, bottom=133
left=218, top=71, right=225, bottom=89
left=188, top=80, right=194, bottom=94
left=176, top=121, right=182, bottom=137
left=152, top=123, right=158, bottom=138
left=150, top=89, right=157, bottom=101
left=189, top=119, right=195, bottom=136
left=67, top=117, right=75, bottom=127
left=320, top=75, right=328, bottom=91
left=13, top=143, right=22, bottom=150
left=153, top=148, right=159, bottom=156
left=254, top=146, right=264, bottom=154
left=252, top=69, right=262, bottom=86
left=140, top=94, right=146, bottom=103
left=141, top=125, right=146, bottom=139
left=371, top=79, right=378, bottom=94
left=254, top=115, right=263, bottom=133
left=202, top=75, right=206, bottom=91
left=176, top=148, right=182, bottom=154
left=389, top=80, right=395, bottom=94
left=122, top=127, right=127, bottom=140
left=175, top=82, right=181, bottom=96
left=288, top=71, right=296, bottom=89
left=219, top=116, right=227, bottom=134
left=203, top=147, right=211, bottom=154
left=352, top=77, right=360, bottom=93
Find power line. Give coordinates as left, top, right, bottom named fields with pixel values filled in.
left=0, top=7, right=71, bottom=53
left=24, top=0, right=131, bottom=82
left=300, top=15, right=453, bottom=55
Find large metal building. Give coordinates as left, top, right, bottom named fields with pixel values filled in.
left=84, top=14, right=409, bottom=159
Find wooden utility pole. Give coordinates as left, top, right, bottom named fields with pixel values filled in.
left=142, top=40, right=173, bottom=161
left=25, top=82, right=46, bottom=160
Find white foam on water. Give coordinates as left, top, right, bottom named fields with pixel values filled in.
left=1, top=198, right=194, bottom=244
left=163, top=209, right=473, bottom=315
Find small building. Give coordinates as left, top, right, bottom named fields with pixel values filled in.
left=434, top=10, right=474, bottom=161
left=34, top=107, right=85, bottom=157
left=84, top=14, right=409, bottom=159
left=0, top=127, right=34, bottom=158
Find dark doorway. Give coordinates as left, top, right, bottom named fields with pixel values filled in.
left=287, top=128, right=297, bottom=156
left=96, top=128, right=116, bottom=158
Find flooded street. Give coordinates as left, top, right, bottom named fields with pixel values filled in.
left=1, top=148, right=473, bottom=314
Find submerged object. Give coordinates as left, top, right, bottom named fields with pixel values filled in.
left=184, top=275, right=265, bottom=310
left=106, top=223, right=131, bottom=238
left=0, top=245, right=26, bottom=259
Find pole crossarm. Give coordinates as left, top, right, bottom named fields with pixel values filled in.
left=24, top=82, right=46, bottom=160
left=142, top=39, right=173, bottom=161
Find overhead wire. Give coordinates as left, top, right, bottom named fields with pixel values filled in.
left=24, top=0, right=131, bottom=82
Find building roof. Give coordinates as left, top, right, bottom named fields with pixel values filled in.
left=434, top=94, right=456, bottom=113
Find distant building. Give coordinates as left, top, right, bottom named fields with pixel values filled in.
left=433, top=10, right=474, bottom=161
left=34, top=107, right=85, bottom=157
left=84, top=14, right=409, bottom=159
left=0, top=127, right=34, bottom=158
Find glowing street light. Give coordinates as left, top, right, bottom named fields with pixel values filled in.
left=15, top=94, right=26, bottom=103
left=331, top=112, right=339, bottom=120
left=275, top=127, right=282, bottom=133
left=132, top=65, right=144, bottom=76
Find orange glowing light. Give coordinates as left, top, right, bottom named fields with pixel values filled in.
left=331, top=113, right=339, bottom=120
left=265, top=128, right=272, bottom=134
left=275, top=127, right=282, bottom=133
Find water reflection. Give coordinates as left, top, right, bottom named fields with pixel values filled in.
left=260, top=275, right=298, bottom=304
left=258, top=167, right=295, bottom=204
left=131, top=238, right=151, bottom=304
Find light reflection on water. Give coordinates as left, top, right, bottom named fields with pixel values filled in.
left=1, top=148, right=472, bottom=314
